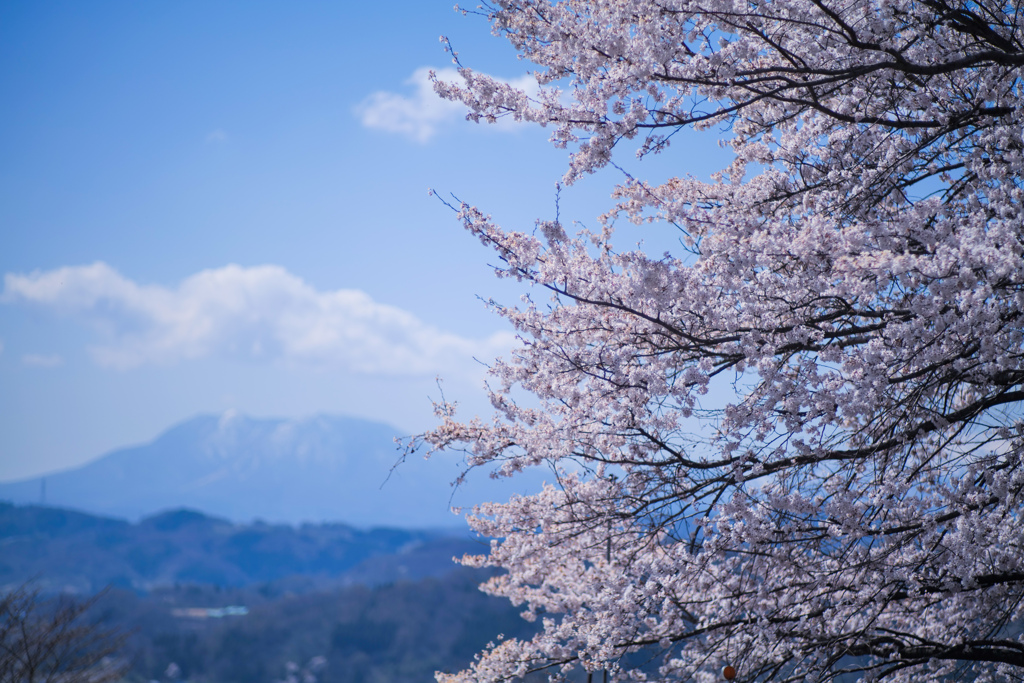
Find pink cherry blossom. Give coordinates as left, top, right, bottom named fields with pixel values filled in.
left=415, top=1, right=1024, bottom=680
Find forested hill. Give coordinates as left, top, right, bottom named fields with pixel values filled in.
left=0, top=502, right=482, bottom=594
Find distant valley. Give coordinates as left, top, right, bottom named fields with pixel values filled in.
left=0, top=502, right=543, bottom=683
left=0, top=414, right=554, bottom=682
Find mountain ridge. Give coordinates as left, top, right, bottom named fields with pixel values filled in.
left=0, top=501, right=481, bottom=594
left=0, top=412, right=542, bottom=528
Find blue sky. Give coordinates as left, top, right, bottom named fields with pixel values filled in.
left=0, top=1, right=728, bottom=482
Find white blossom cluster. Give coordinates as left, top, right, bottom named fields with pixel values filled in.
left=419, top=0, right=1024, bottom=681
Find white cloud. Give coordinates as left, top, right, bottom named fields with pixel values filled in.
left=22, top=353, right=64, bottom=368
left=355, top=67, right=538, bottom=143
left=205, top=129, right=227, bottom=144
left=3, top=262, right=514, bottom=374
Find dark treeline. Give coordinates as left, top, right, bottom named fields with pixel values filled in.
left=94, top=570, right=540, bottom=683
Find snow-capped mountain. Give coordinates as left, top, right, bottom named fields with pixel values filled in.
left=0, top=412, right=544, bottom=528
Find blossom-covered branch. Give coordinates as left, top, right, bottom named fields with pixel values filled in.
left=417, top=0, right=1024, bottom=681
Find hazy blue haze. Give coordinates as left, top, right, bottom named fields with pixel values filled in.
left=0, top=1, right=727, bottom=495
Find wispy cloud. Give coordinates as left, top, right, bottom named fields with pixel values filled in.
left=205, top=129, right=227, bottom=144
left=22, top=353, right=64, bottom=368
left=3, top=263, right=514, bottom=374
left=355, top=67, right=538, bottom=143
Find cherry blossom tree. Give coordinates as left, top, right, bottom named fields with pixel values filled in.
left=416, top=0, right=1024, bottom=681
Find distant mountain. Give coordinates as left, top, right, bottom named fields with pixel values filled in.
left=0, top=502, right=484, bottom=594
left=0, top=412, right=546, bottom=527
